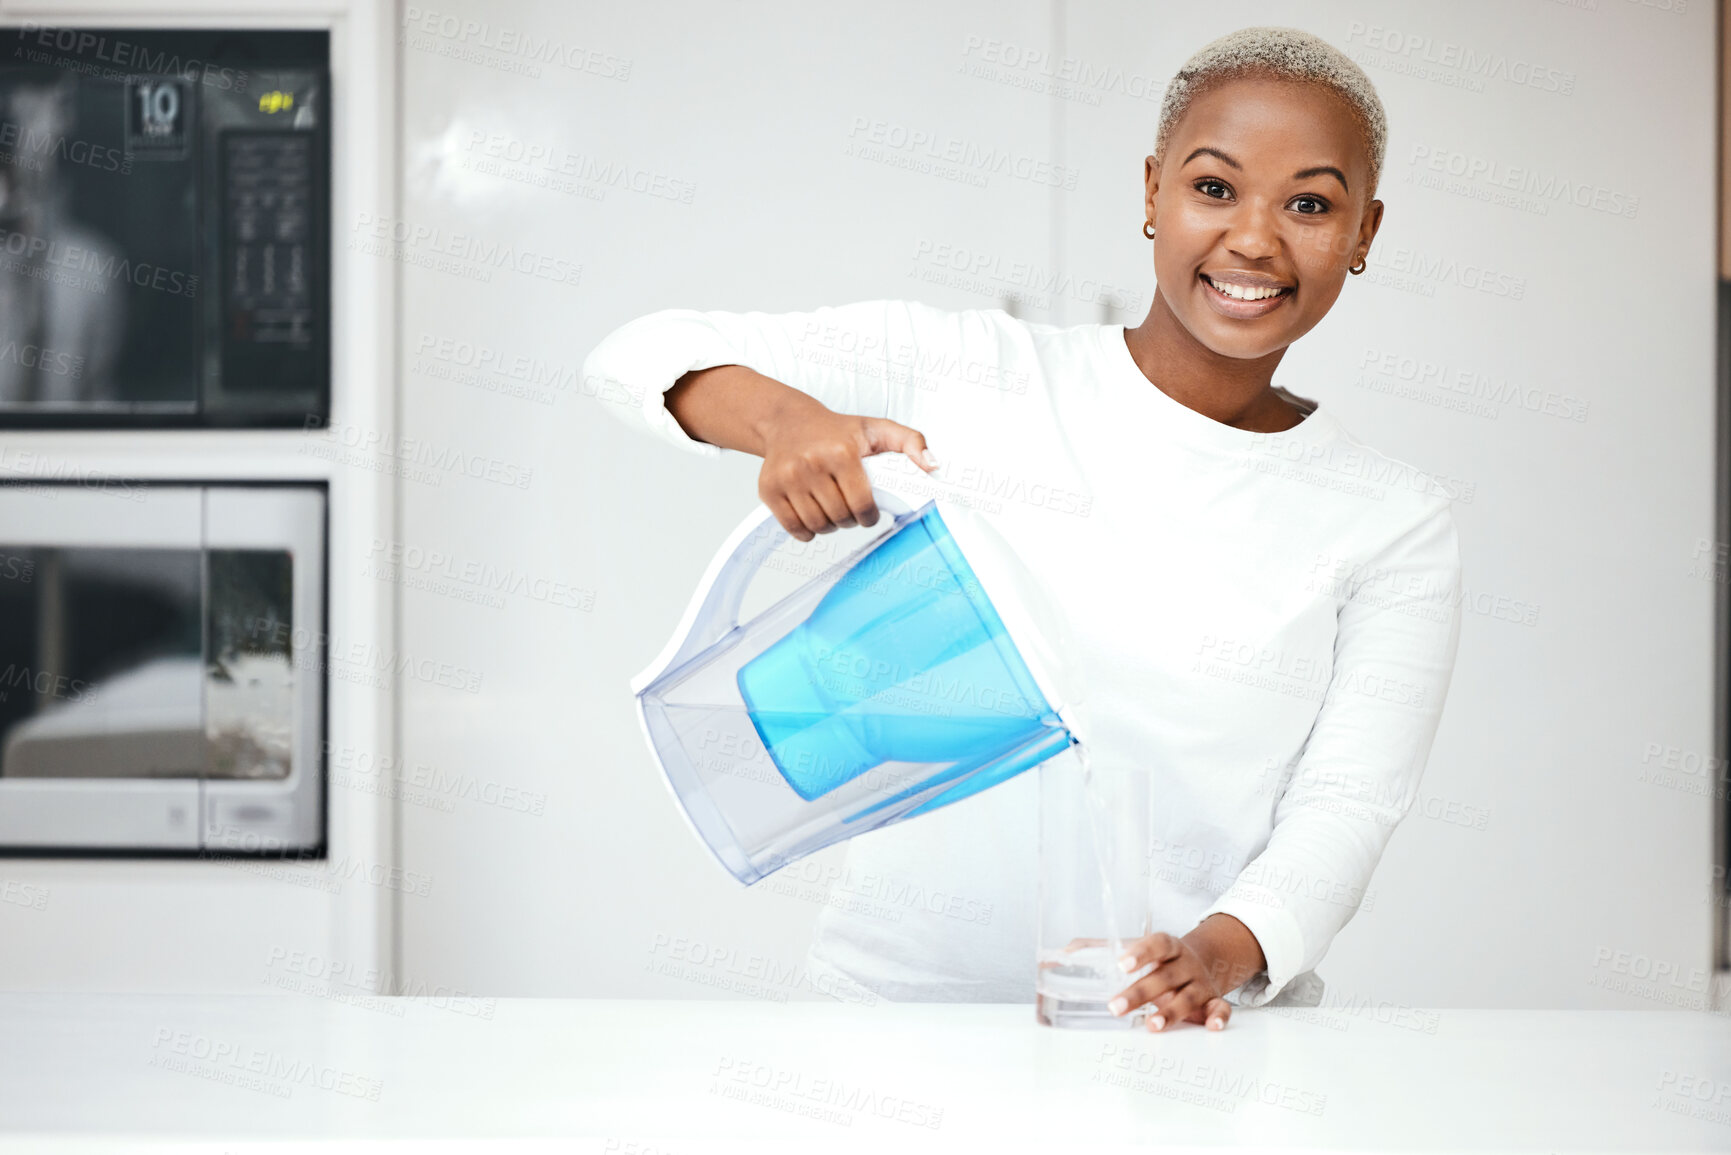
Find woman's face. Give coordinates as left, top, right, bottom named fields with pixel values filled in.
left=1145, top=73, right=1383, bottom=360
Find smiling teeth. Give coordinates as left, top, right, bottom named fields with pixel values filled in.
left=1206, top=276, right=1287, bottom=301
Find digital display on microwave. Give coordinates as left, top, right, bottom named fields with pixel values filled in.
left=0, top=28, right=329, bottom=426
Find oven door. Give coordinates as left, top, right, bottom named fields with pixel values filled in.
left=0, top=482, right=324, bottom=852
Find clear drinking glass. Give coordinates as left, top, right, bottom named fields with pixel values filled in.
left=1035, top=744, right=1154, bottom=1028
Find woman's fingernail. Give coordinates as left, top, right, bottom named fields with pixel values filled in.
left=921, top=450, right=940, bottom=469
left=1108, top=998, right=1128, bottom=1016
left=1150, top=1015, right=1165, bottom=1031
left=1208, top=1018, right=1224, bottom=1030
left=1117, top=954, right=1137, bottom=973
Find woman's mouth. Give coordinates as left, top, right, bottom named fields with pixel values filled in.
left=1199, top=272, right=1293, bottom=319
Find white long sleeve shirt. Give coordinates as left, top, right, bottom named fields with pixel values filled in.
left=584, top=299, right=1464, bottom=1009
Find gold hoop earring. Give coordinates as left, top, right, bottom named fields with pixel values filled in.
left=1348, top=257, right=1366, bottom=275
left=1142, top=220, right=1156, bottom=240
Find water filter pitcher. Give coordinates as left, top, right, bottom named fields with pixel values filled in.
left=630, top=487, right=1087, bottom=885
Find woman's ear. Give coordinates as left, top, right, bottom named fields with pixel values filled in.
left=1143, top=155, right=1160, bottom=223
left=1358, top=198, right=1385, bottom=254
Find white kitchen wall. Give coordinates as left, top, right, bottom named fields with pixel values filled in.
left=396, top=0, right=1724, bottom=1009
left=394, top=0, right=1062, bottom=999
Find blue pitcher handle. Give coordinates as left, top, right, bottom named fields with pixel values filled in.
left=640, top=486, right=919, bottom=687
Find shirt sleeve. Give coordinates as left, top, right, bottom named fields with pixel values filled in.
left=1195, top=497, right=1465, bottom=1008
left=578, top=299, right=950, bottom=459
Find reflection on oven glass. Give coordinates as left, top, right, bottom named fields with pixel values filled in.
left=0, top=545, right=296, bottom=780
left=0, top=72, right=143, bottom=408
left=206, top=549, right=294, bottom=780
left=0, top=547, right=201, bottom=777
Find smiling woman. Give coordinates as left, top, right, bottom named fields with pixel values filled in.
left=585, top=25, right=1462, bottom=1034
left=1131, top=27, right=1388, bottom=434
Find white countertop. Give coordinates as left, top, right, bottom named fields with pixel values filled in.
left=1, top=994, right=1728, bottom=1152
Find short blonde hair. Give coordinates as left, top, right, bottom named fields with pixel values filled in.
left=1153, top=26, right=1387, bottom=199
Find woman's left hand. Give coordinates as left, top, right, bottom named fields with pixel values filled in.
left=1109, top=918, right=1262, bottom=1032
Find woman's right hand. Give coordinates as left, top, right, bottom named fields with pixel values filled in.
left=758, top=400, right=940, bottom=541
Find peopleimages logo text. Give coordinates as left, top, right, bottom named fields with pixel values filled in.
left=0, top=227, right=198, bottom=298
left=12, top=24, right=248, bottom=91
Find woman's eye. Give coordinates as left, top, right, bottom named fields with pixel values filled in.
left=1291, top=195, right=1329, bottom=215
left=1195, top=179, right=1230, bottom=199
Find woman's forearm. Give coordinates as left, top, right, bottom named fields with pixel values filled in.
left=663, top=364, right=827, bottom=458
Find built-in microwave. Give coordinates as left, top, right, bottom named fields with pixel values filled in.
left=0, top=482, right=325, bottom=853
left=0, top=27, right=329, bottom=426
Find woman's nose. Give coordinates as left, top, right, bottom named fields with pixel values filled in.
left=1221, top=202, right=1282, bottom=261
